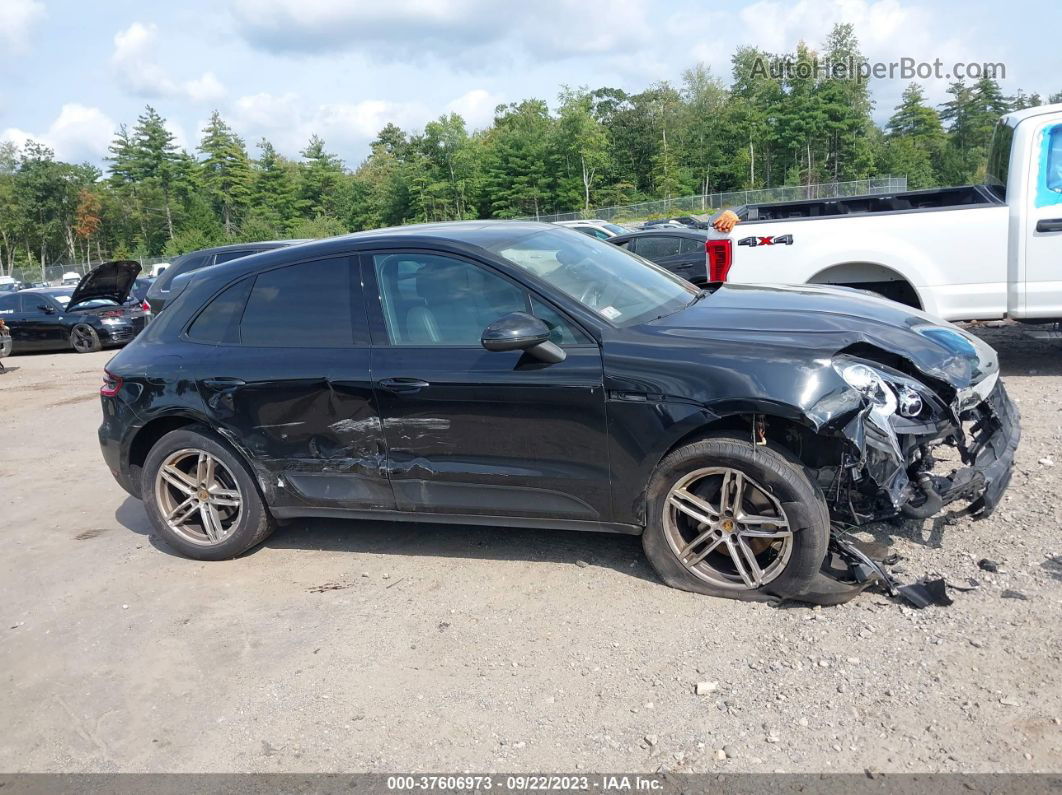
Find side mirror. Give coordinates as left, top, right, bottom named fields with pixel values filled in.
left=481, top=311, right=566, bottom=364
left=39, top=304, right=55, bottom=314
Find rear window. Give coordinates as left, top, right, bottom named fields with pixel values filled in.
left=213, top=250, right=256, bottom=265
left=153, top=252, right=208, bottom=293
left=985, top=121, right=1015, bottom=199
left=187, top=279, right=253, bottom=344
left=239, top=258, right=355, bottom=347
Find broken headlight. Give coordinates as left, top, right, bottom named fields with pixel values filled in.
left=834, top=361, right=923, bottom=419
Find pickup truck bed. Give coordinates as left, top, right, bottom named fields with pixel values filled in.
left=737, top=184, right=1002, bottom=222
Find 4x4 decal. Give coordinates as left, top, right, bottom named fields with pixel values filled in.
left=737, top=234, right=794, bottom=247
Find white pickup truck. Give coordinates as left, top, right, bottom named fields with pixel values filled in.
left=717, top=104, right=1062, bottom=323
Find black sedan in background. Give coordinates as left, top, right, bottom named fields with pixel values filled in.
left=146, top=240, right=307, bottom=314
left=609, top=228, right=717, bottom=286
left=99, top=222, right=1017, bottom=606
left=0, top=261, right=146, bottom=353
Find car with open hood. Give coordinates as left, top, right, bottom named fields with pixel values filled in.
left=0, top=260, right=146, bottom=353
left=98, top=222, right=1019, bottom=605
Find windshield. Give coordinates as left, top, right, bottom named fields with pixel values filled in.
left=488, top=228, right=697, bottom=327
left=984, top=121, right=1015, bottom=199
left=603, top=223, right=629, bottom=235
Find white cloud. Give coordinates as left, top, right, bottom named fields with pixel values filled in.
left=445, top=89, right=504, bottom=130
left=1, top=103, right=116, bottom=162
left=0, top=0, right=45, bottom=55
left=229, top=0, right=651, bottom=65
left=111, top=21, right=226, bottom=102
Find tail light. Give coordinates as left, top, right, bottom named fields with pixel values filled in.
left=705, top=239, right=733, bottom=282
left=100, top=309, right=123, bottom=318
left=141, top=300, right=151, bottom=313
left=101, top=370, right=123, bottom=397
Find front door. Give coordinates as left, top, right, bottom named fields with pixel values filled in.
left=194, top=256, right=394, bottom=510
left=1024, top=121, right=1062, bottom=317
left=364, top=250, right=612, bottom=521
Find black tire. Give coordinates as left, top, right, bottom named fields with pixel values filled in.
left=642, top=433, right=829, bottom=601
left=70, top=323, right=101, bottom=353
left=141, top=425, right=275, bottom=560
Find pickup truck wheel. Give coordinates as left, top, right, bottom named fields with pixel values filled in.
left=141, top=426, right=275, bottom=560
left=643, top=434, right=829, bottom=601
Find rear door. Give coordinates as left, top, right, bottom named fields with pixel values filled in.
left=193, top=255, right=394, bottom=511
left=363, top=249, right=612, bottom=521
left=630, top=235, right=706, bottom=283
left=1024, top=120, right=1062, bottom=316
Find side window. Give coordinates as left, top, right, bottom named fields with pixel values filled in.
left=1046, top=125, right=1062, bottom=194
left=0, top=294, right=18, bottom=313
left=374, top=253, right=529, bottom=346
left=240, top=258, right=356, bottom=347
left=634, top=236, right=683, bottom=260
left=213, top=250, right=255, bottom=265
left=187, top=279, right=253, bottom=344
left=678, top=237, right=705, bottom=254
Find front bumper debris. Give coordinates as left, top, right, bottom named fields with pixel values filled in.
left=830, top=377, right=1019, bottom=524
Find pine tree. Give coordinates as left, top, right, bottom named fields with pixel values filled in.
left=131, top=106, right=181, bottom=240
left=299, top=135, right=344, bottom=217
left=253, top=139, right=301, bottom=233
left=198, top=111, right=253, bottom=236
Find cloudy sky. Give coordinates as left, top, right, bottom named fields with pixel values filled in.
left=0, top=0, right=1053, bottom=168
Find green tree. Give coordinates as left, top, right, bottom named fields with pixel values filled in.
left=251, top=138, right=301, bottom=234
left=131, top=105, right=182, bottom=241
left=481, top=100, right=554, bottom=218
left=299, top=134, right=344, bottom=217
left=555, top=88, right=610, bottom=210
left=198, top=111, right=253, bottom=236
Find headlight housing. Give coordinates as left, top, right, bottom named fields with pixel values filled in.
left=834, top=359, right=927, bottom=419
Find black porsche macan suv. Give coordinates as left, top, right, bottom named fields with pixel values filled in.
left=99, top=222, right=1019, bottom=604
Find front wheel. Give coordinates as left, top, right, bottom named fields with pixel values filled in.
left=141, top=426, right=275, bottom=560
left=642, top=434, right=829, bottom=601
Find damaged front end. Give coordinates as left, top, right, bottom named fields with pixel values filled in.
left=789, top=325, right=1020, bottom=605
left=822, top=338, right=1019, bottom=525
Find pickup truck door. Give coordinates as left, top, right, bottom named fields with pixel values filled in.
left=1024, top=121, right=1062, bottom=317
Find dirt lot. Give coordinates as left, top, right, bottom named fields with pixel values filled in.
left=0, top=325, right=1060, bottom=774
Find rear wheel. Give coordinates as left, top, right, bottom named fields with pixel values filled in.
left=141, top=426, right=275, bottom=560
left=70, top=323, right=101, bottom=353
left=642, top=434, right=829, bottom=601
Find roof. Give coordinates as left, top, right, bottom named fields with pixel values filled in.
left=611, top=228, right=710, bottom=241
left=1002, top=102, right=1062, bottom=126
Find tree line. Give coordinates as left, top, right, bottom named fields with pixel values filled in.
left=1, top=23, right=1058, bottom=279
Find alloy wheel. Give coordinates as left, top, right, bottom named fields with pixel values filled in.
left=71, top=324, right=96, bottom=352
left=154, top=448, right=243, bottom=546
left=662, top=466, right=793, bottom=590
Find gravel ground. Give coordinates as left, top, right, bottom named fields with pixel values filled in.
left=0, top=324, right=1059, bottom=774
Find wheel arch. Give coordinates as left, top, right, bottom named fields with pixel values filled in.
left=632, top=406, right=845, bottom=526
left=807, top=261, right=924, bottom=309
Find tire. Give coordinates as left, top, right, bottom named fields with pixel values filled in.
left=141, top=425, right=275, bottom=560
left=642, top=433, right=829, bottom=602
left=70, top=323, right=101, bottom=353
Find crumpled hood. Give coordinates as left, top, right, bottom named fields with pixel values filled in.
left=648, top=282, right=998, bottom=391
left=67, top=261, right=142, bottom=310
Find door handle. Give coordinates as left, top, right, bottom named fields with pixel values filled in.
left=202, top=377, right=246, bottom=389
left=1037, top=218, right=1062, bottom=233
left=378, top=377, right=430, bottom=393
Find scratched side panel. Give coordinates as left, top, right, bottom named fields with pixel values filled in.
left=200, top=344, right=395, bottom=510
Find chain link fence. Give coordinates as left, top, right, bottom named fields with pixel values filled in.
left=522, top=177, right=908, bottom=224
left=10, top=255, right=172, bottom=287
